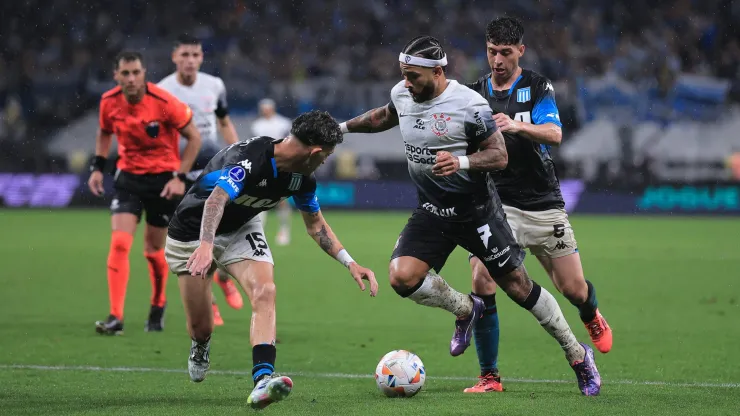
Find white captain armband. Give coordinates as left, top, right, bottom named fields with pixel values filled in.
left=339, top=122, right=349, bottom=134
left=458, top=156, right=470, bottom=170
left=335, top=249, right=355, bottom=268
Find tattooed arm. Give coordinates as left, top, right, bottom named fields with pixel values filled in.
left=300, top=209, right=379, bottom=296
left=185, top=186, right=230, bottom=276
left=468, top=129, right=508, bottom=171
left=300, top=210, right=345, bottom=258
left=200, top=187, right=230, bottom=244
left=343, top=103, right=400, bottom=133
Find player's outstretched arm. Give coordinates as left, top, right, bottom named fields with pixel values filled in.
left=341, top=104, right=399, bottom=134
left=300, top=210, right=378, bottom=296
left=432, top=130, right=508, bottom=176
left=186, top=186, right=230, bottom=277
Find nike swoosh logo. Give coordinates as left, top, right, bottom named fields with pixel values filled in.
left=498, top=256, right=511, bottom=268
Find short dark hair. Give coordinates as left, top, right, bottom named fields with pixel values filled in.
left=114, top=50, right=144, bottom=70
left=402, top=35, right=447, bottom=71
left=174, top=34, right=201, bottom=49
left=486, top=17, right=524, bottom=45
left=291, top=110, right=343, bottom=147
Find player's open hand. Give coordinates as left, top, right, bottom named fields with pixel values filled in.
left=493, top=113, right=520, bottom=133
left=161, top=177, right=186, bottom=200
left=186, top=243, right=213, bottom=277
left=348, top=262, right=378, bottom=297
left=432, top=151, right=460, bottom=176
left=87, top=171, right=105, bottom=197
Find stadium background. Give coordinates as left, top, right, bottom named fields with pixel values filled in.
left=1, top=1, right=739, bottom=415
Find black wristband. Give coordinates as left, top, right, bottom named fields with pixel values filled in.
left=173, top=172, right=187, bottom=182
left=89, top=156, right=107, bottom=173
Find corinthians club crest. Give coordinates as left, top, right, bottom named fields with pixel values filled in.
left=431, top=113, right=451, bottom=137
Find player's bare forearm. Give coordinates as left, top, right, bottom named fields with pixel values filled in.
left=518, top=122, right=562, bottom=146
left=345, top=104, right=399, bottom=133
left=200, top=187, right=229, bottom=244
left=95, top=129, right=113, bottom=157
left=179, top=121, right=202, bottom=172
left=217, top=116, right=239, bottom=145
left=301, top=211, right=344, bottom=257
left=469, top=130, right=508, bottom=171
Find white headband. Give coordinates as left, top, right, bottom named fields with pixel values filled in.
left=399, top=53, right=448, bottom=68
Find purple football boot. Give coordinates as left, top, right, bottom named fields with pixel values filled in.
left=450, top=295, right=484, bottom=356
left=571, top=343, right=601, bottom=396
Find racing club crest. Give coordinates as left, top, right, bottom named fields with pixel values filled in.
left=431, top=113, right=451, bottom=137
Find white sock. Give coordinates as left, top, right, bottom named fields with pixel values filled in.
left=407, top=272, right=473, bottom=318
left=277, top=202, right=291, bottom=231
left=529, top=287, right=585, bottom=364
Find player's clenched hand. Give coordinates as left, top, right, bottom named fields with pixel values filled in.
left=186, top=243, right=213, bottom=277
left=87, top=171, right=105, bottom=197
left=432, top=151, right=460, bottom=176
left=160, top=177, right=186, bottom=200
left=493, top=113, right=520, bottom=133
left=348, top=262, right=378, bottom=297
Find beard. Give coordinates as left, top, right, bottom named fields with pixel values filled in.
left=409, top=81, right=436, bottom=102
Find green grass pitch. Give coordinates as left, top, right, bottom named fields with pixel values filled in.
left=0, top=209, right=738, bottom=415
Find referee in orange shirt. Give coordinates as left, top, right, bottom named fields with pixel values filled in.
left=88, top=51, right=202, bottom=334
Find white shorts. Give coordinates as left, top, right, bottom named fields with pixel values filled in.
left=165, top=216, right=274, bottom=276
left=503, top=205, right=578, bottom=259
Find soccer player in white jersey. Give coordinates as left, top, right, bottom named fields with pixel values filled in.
left=158, top=34, right=243, bottom=326
left=341, top=36, right=600, bottom=396
left=251, top=99, right=294, bottom=246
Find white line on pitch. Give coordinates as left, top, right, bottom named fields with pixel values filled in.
left=1, top=364, right=738, bottom=389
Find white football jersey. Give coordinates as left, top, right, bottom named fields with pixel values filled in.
left=158, top=72, right=228, bottom=144
left=390, top=79, right=497, bottom=219
left=251, top=114, right=292, bottom=141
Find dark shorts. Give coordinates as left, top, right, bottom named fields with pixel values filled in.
left=391, top=207, right=525, bottom=278
left=111, top=170, right=179, bottom=228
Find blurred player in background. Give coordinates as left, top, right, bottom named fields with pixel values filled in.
left=165, top=111, right=377, bottom=409
left=342, top=36, right=600, bottom=396
left=462, top=17, right=612, bottom=393
left=88, top=51, right=202, bottom=335
left=158, top=34, right=243, bottom=326
left=251, top=98, right=294, bottom=246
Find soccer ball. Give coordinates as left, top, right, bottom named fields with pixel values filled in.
left=374, top=350, right=426, bottom=397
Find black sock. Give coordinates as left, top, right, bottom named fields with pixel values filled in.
left=395, top=277, right=425, bottom=298
left=572, top=280, right=598, bottom=322
left=516, top=281, right=542, bottom=310
left=252, top=343, right=276, bottom=385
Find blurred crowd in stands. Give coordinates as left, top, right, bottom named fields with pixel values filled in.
left=1, top=0, right=739, bottom=172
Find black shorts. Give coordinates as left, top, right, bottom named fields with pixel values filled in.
left=391, top=207, right=525, bottom=278
left=111, top=170, right=179, bottom=228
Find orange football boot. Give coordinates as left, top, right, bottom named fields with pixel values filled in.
left=584, top=309, right=612, bottom=353
left=212, top=303, right=224, bottom=326
left=215, top=273, right=244, bottom=310
left=463, top=372, right=504, bottom=393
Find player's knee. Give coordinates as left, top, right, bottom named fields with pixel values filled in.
left=388, top=260, right=426, bottom=296
left=495, top=266, right=531, bottom=303
left=250, top=280, right=276, bottom=309
left=558, top=279, right=588, bottom=304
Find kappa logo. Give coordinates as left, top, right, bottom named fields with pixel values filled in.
left=545, top=82, right=554, bottom=92
left=253, top=249, right=266, bottom=257
left=555, top=240, right=569, bottom=250
left=258, top=179, right=267, bottom=187
left=238, top=159, right=252, bottom=173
